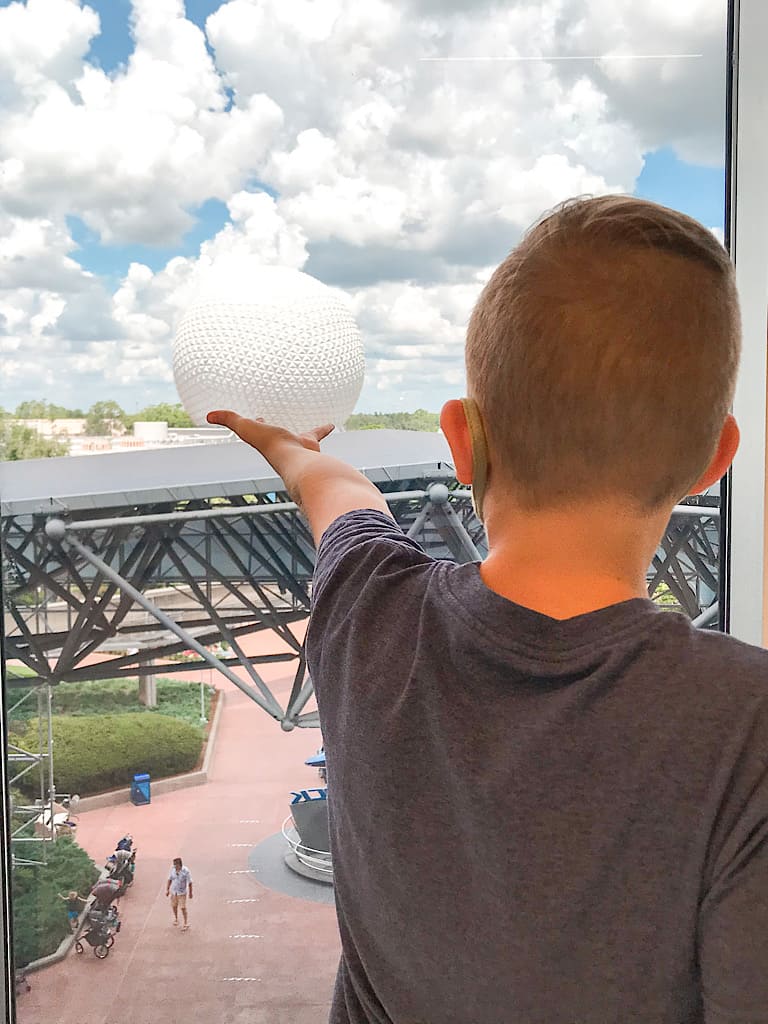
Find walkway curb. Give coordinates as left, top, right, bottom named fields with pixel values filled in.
left=22, top=694, right=225, bottom=973
left=76, top=691, right=225, bottom=813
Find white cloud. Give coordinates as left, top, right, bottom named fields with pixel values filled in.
left=0, top=0, right=729, bottom=412
left=0, top=0, right=98, bottom=98
left=0, top=0, right=283, bottom=242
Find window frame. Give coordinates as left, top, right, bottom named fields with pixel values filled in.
left=722, top=0, right=768, bottom=644
left=0, top=1, right=763, bottom=1018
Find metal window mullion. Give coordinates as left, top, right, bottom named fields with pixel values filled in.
left=727, top=0, right=768, bottom=643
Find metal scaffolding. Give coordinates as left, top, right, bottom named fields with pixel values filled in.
left=5, top=682, right=55, bottom=867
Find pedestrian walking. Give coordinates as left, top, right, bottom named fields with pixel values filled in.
left=165, top=857, right=193, bottom=931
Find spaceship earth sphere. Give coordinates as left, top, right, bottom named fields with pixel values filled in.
left=173, top=262, right=365, bottom=434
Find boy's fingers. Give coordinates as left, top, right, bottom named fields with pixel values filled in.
left=206, top=409, right=243, bottom=431
left=206, top=410, right=268, bottom=446
left=208, top=411, right=334, bottom=448
left=304, top=424, right=335, bottom=444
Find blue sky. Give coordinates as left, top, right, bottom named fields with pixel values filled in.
left=635, top=148, right=725, bottom=231
left=83, top=0, right=223, bottom=72
left=67, top=199, right=231, bottom=280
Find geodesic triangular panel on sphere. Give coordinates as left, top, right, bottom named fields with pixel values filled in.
left=172, top=265, right=365, bottom=434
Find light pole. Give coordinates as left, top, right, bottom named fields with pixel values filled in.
left=200, top=666, right=210, bottom=725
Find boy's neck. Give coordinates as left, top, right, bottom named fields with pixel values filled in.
left=480, top=498, right=668, bottom=621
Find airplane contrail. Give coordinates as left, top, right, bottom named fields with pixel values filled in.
left=419, top=54, right=703, bottom=63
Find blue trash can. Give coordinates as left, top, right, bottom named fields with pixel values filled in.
left=130, top=773, right=150, bottom=806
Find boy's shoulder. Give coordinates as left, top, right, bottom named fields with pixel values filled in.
left=681, top=617, right=768, bottom=686
left=655, top=610, right=768, bottom=716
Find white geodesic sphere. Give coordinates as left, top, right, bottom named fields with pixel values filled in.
left=172, top=262, right=365, bottom=433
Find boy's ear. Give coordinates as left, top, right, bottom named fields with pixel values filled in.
left=687, top=414, right=740, bottom=495
left=440, top=399, right=474, bottom=484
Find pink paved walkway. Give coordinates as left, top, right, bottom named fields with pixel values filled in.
left=17, top=649, right=341, bottom=1024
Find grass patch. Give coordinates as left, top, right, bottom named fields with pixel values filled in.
left=6, top=664, right=37, bottom=679
left=8, top=678, right=215, bottom=732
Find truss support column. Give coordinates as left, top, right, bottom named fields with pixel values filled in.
left=426, top=485, right=482, bottom=564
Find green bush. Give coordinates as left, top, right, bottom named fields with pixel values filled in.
left=12, top=835, right=100, bottom=967
left=15, top=713, right=203, bottom=797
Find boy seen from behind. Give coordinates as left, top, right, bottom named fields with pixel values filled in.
left=209, top=196, right=767, bottom=1024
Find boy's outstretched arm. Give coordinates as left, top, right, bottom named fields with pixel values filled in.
left=206, top=411, right=393, bottom=545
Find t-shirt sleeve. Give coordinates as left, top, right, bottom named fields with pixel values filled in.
left=698, top=749, right=768, bottom=1022
left=311, top=509, right=433, bottom=612
left=306, top=510, right=435, bottom=695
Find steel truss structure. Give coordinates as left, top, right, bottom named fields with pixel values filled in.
left=2, top=486, right=484, bottom=730
left=2, top=433, right=722, bottom=743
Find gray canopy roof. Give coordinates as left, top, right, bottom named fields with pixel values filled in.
left=0, top=430, right=455, bottom=516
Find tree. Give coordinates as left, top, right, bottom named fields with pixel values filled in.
left=85, top=400, right=126, bottom=436
left=48, top=402, right=84, bottom=418
left=0, top=424, right=68, bottom=461
left=14, top=400, right=84, bottom=419
left=128, top=402, right=194, bottom=428
left=14, top=400, right=49, bottom=419
left=346, top=410, right=440, bottom=432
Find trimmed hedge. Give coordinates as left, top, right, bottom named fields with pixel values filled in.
left=12, top=835, right=100, bottom=967
left=16, top=713, right=203, bottom=797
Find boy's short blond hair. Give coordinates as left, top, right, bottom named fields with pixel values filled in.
left=466, top=195, right=741, bottom=511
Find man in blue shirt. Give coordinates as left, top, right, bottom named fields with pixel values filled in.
left=165, top=857, right=193, bottom=931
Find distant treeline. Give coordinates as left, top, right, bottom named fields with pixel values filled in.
left=346, top=409, right=439, bottom=432
left=0, top=400, right=197, bottom=461
left=0, top=400, right=195, bottom=431
left=2, top=401, right=441, bottom=433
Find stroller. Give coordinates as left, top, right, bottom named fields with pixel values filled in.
left=75, top=902, right=120, bottom=959
left=106, top=847, right=136, bottom=888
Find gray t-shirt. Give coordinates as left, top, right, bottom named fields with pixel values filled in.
left=305, top=511, right=768, bottom=1024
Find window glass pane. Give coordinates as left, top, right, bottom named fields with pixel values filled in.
left=0, top=1, right=729, bottom=1020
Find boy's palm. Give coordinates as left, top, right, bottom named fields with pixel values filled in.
left=206, top=406, right=391, bottom=544
left=206, top=409, right=335, bottom=455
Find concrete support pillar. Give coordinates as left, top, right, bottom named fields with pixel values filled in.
left=138, top=667, right=157, bottom=708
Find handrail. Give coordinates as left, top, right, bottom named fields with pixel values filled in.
left=281, top=815, right=333, bottom=876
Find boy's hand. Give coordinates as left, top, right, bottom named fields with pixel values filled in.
left=206, top=411, right=335, bottom=459
left=206, top=409, right=392, bottom=543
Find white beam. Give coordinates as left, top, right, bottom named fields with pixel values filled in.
left=727, top=0, right=768, bottom=644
